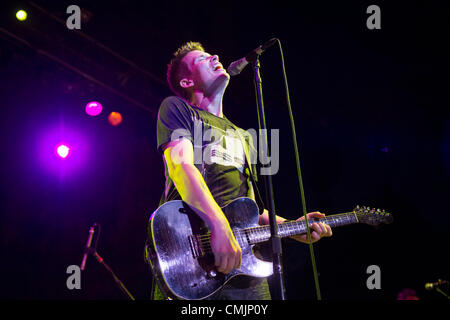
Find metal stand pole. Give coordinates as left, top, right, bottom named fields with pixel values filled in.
left=91, top=249, right=135, bottom=300
left=253, top=57, right=286, bottom=300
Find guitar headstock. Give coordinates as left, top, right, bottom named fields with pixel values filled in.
left=353, top=205, right=393, bottom=226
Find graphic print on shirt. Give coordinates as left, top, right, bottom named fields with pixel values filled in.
left=201, top=124, right=246, bottom=173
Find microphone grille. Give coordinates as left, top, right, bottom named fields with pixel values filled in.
left=227, top=57, right=248, bottom=77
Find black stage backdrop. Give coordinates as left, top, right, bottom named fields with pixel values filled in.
left=0, top=0, right=448, bottom=301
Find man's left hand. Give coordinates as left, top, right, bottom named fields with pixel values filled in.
left=289, top=212, right=332, bottom=244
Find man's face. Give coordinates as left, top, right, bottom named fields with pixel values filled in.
left=180, top=50, right=230, bottom=94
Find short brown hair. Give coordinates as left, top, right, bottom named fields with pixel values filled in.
left=166, top=41, right=205, bottom=99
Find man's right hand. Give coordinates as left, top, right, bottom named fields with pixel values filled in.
left=209, top=218, right=242, bottom=274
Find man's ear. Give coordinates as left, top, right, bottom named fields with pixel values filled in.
left=180, top=78, right=194, bottom=89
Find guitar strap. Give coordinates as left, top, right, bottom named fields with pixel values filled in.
left=228, top=121, right=266, bottom=215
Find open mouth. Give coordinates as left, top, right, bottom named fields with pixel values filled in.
left=213, top=65, right=223, bottom=71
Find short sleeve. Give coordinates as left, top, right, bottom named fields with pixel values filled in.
left=157, top=96, right=195, bottom=154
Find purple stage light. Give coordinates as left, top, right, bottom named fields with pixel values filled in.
left=85, top=101, right=103, bottom=116
left=56, top=144, right=70, bottom=158
left=38, top=124, right=89, bottom=179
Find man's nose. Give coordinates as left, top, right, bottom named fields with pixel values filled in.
left=211, top=55, right=219, bottom=62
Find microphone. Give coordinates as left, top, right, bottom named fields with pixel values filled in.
left=227, top=38, right=278, bottom=76
left=80, top=223, right=97, bottom=271
left=425, top=279, right=448, bottom=290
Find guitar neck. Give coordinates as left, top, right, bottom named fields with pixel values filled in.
left=245, top=212, right=359, bottom=244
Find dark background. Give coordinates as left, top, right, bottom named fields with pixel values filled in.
left=0, top=0, right=448, bottom=300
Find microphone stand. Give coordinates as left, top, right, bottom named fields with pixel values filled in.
left=89, top=248, right=136, bottom=300
left=253, top=57, right=286, bottom=300
left=435, top=288, right=450, bottom=299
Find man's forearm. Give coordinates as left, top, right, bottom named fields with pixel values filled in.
left=170, top=163, right=230, bottom=229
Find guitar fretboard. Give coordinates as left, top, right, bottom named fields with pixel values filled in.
left=239, top=212, right=358, bottom=244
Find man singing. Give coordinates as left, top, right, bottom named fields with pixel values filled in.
left=149, top=41, right=332, bottom=300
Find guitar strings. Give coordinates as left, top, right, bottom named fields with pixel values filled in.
left=194, top=212, right=355, bottom=242
left=195, top=212, right=358, bottom=247
left=193, top=212, right=367, bottom=257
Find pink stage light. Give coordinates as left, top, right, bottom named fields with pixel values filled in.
left=56, top=144, right=70, bottom=158
left=85, top=101, right=103, bottom=116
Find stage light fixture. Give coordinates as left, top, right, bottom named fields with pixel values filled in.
left=16, top=10, right=27, bottom=21
left=56, top=144, right=70, bottom=159
left=85, top=101, right=103, bottom=116
left=108, top=112, right=123, bottom=126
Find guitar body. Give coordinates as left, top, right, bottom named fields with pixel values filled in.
left=147, top=197, right=273, bottom=300
left=146, top=196, right=393, bottom=299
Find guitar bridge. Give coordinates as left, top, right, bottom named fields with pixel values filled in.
left=188, top=234, right=204, bottom=259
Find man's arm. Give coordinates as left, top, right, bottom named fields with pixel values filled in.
left=162, top=137, right=241, bottom=274
left=248, top=182, right=332, bottom=243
